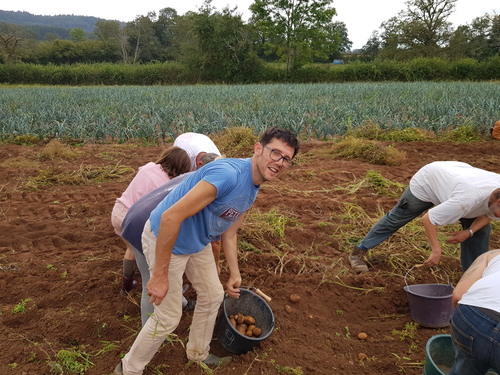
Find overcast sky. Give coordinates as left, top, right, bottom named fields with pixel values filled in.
left=2, top=0, right=499, bottom=49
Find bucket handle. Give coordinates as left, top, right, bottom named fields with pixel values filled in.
left=239, top=286, right=272, bottom=303
left=404, top=265, right=450, bottom=287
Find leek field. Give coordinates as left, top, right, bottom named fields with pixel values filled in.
left=1, top=82, right=499, bottom=142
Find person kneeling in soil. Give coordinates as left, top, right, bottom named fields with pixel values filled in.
left=350, top=161, right=500, bottom=273
left=450, top=248, right=500, bottom=375
left=114, top=127, right=300, bottom=374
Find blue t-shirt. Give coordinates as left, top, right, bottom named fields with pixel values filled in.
left=149, top=158, right=259, bottom=255
left=121, top=173, right=192, bottom=253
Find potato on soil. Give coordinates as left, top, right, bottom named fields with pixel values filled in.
left=357, top=332, right=368, bottom=340
left=289, top=294, right=300, bottom=303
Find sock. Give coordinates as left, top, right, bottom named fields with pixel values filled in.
left=123, top=259, right=135, bottom=277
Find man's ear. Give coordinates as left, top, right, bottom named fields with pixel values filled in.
left=254, top=142, right=262, bottom=153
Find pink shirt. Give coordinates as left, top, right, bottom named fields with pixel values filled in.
left=115, top=162, right=171, bottom=209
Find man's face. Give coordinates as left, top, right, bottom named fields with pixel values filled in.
left=253, top=139, right=295, bottom=184
left=488, top=196, right=500, bottom=218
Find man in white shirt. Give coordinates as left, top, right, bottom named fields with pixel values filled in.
left=449, top=249, right=500, bottom=374
left=173, top=132, right=221, bottom=171
left=349, top=161, right=500, bottom=273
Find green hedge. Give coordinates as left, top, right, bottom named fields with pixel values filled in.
left=0, top=58, right=499, bottom=85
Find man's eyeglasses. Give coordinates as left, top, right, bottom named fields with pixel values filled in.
left=263, top=145, right=293, bottom=168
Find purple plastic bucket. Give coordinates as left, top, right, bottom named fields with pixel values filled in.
left=404, top=267, right=454, bottom=328
left=404, top=283, right=454, bottom=328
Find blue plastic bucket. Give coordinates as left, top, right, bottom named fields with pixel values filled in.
left=404, top=267, right=454, bottom=328
left=423, top=334, right=454, bottom=375
left=214, top=288, right=275, bottom=354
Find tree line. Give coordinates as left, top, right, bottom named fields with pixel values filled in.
left=0, top=0, right=498, bottom=83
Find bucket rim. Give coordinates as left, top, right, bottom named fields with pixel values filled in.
left=403, top=284, right=454, bottom=298
left=404, top=265, right=452, bottom=287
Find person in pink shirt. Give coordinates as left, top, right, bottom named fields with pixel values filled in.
left=111, top=146, right=191, bottom=294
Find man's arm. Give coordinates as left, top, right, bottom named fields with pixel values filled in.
left=210, top=240, right=221, bottom=276
left=452, top=249, right=500, bottom=308
left=447, top=215, right=492, bottom=244
left=221, top=213, right=246, bottom=298
left=147, top=180, right=217, bottom=306
left=421, top=213, right=442, bottom=266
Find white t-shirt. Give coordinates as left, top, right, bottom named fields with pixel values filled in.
left=173, top=132, right=221, bottom=171
left=459, top=254, right=500, bottom=313
left=409, top=161, right=500, bottom=226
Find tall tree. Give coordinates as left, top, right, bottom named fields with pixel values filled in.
left=0, top=22, right=36, bottom=63
left=172, top=2, right=260, bottom=82
left=378, top=0, right=457, bottom=60
left=448, top=13, right=500, bottom=60
left=125, top=13, right=158, bottom=63
left=250, top=0, right=336, bottom=72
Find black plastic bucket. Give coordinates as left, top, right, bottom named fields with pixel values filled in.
left=404, top=267, right=454, bottom=328
left=214, top=288, right=275, bottom=354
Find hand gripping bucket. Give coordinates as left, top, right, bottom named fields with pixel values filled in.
left=214, top=287, right=275, bottom=354
left=403, top=267, right=454, bottom=328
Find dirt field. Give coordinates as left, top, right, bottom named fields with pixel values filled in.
left=1, top=138, right=500, bottom=375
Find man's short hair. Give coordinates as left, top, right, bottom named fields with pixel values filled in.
left=201, top=152, right=221, bottom=165
left=259, top=127, right=300, bottom=158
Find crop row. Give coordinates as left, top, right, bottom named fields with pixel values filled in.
left=1, top=82, right=499, bottom=142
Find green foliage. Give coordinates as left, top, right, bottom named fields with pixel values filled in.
left=25, top=164, right=132, bottom=189
left=212, top=126, right=257, bottom=157
left=48, top=349, right=94, bottom=375
left=12, top=298, right=32, bottom=313
left=250, top=0, right=337, bottom=72
left=365, top=170, right=406, bottom=197
left=8, top=134, right=41, bottom=145
left=437, top=124, right=482, bottom=142
left=330, top=137, right=408, bottom=166
left=0, top=82, right=498, bottom=143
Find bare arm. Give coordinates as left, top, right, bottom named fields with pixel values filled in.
left=421, top=213, right=442, bottom=266
left=447, top=215, right=492, bottom=244
left=452, top=249, right=500, bottom=308
left=221, top=213, right=246, bottom=298
left=147, top=180, right=217, bottom=306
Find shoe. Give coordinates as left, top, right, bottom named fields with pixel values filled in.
left=202, top=353, right=232, bottom=366
left=113, top=361, right=123, bottom=375
left=349, top=246, right=369, bottom=273
left=120, top=274, right=137, bottom=295
left=183, top=299, right=196, bottom=312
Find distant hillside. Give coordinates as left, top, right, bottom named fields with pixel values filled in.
left=0, top=10, right=124, bottom=40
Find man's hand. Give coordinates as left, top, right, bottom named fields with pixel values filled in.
left=422, top=252, right=441, bottom=267
left=226, top=274, right=242, bottom=298
left=146, top=274, right=169, bottom=306
left=446, top=230, right=470, bottom=244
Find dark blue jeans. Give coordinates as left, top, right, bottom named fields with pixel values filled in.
left=450, top=304, right=500, bottom=375
left=359, top=187, right=491, bottom=271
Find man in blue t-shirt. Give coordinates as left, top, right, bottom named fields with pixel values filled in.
left=120, top=153, right=220, bottom=326
left=114, top=127, right=300, bottom=375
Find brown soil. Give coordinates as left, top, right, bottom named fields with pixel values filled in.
left=1, top=139, right=500, bottom=375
